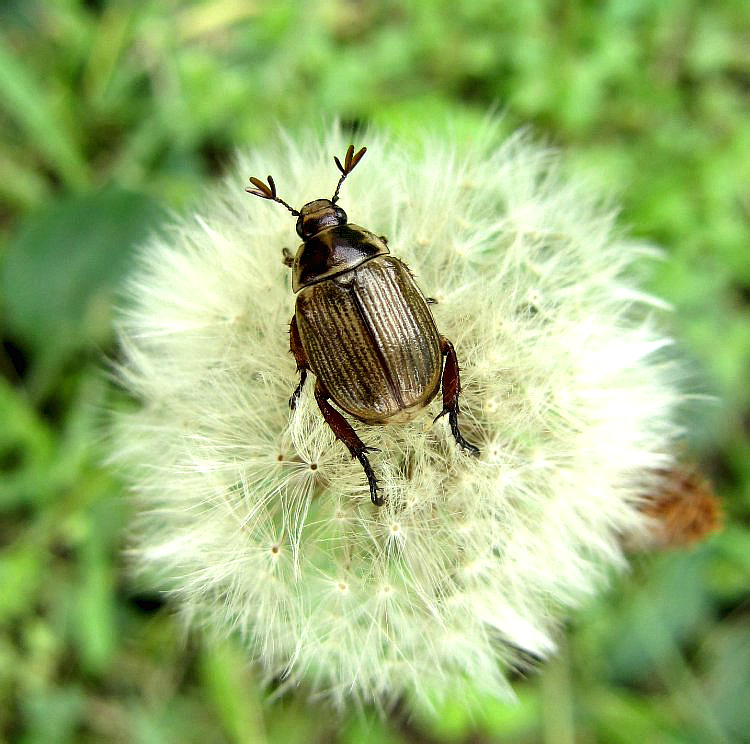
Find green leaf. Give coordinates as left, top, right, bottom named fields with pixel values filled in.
left=700, top=619, right=750, bottom=740
left=2, top=188, right=165, bottom=398
left=340, top=713, right=400, bottom=744
left=199, top=639, right=268, bottom=744
left=606, top=552, right=713, bottom=681
left=0, top=540, right=46, bottom=624
left=71, top=519, right=117, bottom=676
left=19, top=685, right=85, bottom=744
left=588, top=689, right=686, bottom=744
left=0, top=377, right=55, bottom=509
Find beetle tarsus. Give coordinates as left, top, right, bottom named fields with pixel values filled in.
left=289, top=368, right=307, bottom=410
left=353, top=447, right=383, bottom=506
left=435, top=407, right=480, bottom=457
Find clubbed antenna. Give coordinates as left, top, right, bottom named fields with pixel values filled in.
left=246, top=174, right=300, bottom=216
left=332, top=145, right=366, bottom=203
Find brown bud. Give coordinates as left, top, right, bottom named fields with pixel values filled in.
left=639, top=465, right=721, bottom=549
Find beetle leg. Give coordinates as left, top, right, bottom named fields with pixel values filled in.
left=282, top=247, right=294, bottom=267
left=435, top=336, right=480, bottom=456
left=288, top=315, right=308, bottom=410
left=425, top=296, right=438, bottom=305
left=314, top=380, right=383, bottom=506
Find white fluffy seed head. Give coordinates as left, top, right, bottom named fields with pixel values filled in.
left=113, top=124, right=682, bottom=709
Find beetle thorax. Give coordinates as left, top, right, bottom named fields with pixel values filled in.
left=291, top=220, right=390, bottom=292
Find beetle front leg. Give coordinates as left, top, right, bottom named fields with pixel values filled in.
left=435, top=336, right=480, bottom=456
left=314, top=380, right=383, bottom=506
left=288, top=315, right=308, bottom=410
left=282, top=247, right=294, bottom=267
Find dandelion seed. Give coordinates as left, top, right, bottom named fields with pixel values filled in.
left=484, top=396, right=500, bottom=414
left=114, top=124, right=687, bottom=709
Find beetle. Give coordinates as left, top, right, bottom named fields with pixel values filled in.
left=246, top=145, right=480, bottom=505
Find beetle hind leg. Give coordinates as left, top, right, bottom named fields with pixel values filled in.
left=435, top=336, right=480, bottom=457
left=314, top=380, right=383, bottom=506
left=288, top=316, right=308, bottom=410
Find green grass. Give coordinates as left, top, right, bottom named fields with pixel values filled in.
left=1, top=1, right=748, bottom=742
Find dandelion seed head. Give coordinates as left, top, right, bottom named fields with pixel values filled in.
left=114, top=124, right=682, bottom=709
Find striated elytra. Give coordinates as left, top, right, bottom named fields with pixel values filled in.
left=246, top=145, right=479, bottom=505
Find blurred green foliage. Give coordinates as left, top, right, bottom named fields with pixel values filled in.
left=1, top=1, right=748, bottom=742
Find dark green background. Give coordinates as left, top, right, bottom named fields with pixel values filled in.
left=1, top=2, right=748, bottom=742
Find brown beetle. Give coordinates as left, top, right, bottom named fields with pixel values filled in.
left=247, top=145, right=479, bottom=505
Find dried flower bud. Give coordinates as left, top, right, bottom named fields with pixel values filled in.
left=640, top=466, right=721, bottom=548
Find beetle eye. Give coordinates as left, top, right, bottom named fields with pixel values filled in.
left=334, top=207, right=347, bottom=223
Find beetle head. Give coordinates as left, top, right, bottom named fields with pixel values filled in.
left=296, top=199, right=347, bottom=239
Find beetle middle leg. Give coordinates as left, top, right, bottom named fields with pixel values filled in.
left=288, top=315, right=308, bottom=409
left=435, top=336, right=480, bottom=456
left=314, top=380, right=383, bottom=506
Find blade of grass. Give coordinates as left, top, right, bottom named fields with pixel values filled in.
left=637, top=592, right=731, bottom=743
left=541, top=636, right=575, bottom=744
left=0, top=147, right=49, bottom=211
left=200, top=639, right=268, bottom=744
left=177, top=0, right=258, bottom=41
left=81, top=4, right=134, bottom=106
left=0, top=34, right=89, bottom=188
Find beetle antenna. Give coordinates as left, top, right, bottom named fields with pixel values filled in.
left=331, top=145, right=367, bottom=203
left=246, top=174, right=300, bottom=216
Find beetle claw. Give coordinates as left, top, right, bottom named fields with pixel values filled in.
left=458, top=439, right=481, bottom=457
left=350, top=445, right=379, bottom=458
left=434, top=407, right=480, bottom=457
